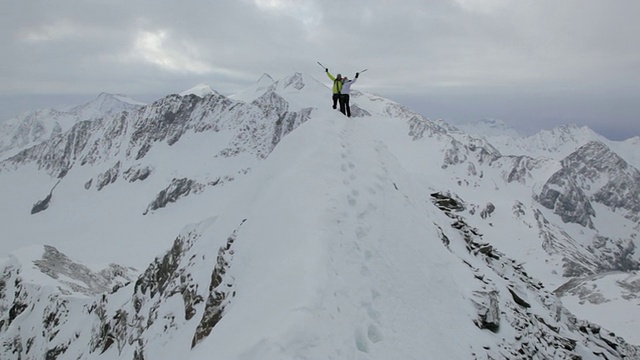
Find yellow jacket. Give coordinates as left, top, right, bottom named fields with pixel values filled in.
left=326, top=71, right=343, bottom=94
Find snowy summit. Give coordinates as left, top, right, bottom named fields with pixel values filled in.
left=179, top=83, right=219, bottom=97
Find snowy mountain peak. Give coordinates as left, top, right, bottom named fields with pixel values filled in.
left=0, top=92, right=145, bottom=160
left=69, top=92, right=145, bottom=116
left=538, top=139, right=640, bottom=234
left=179, top=83, right=219, bottom=97
left=542, top=123, right=599, bottom=141
left=281, top=71, right=305, bottom=88
left=257, top=72, right=274, bottom=85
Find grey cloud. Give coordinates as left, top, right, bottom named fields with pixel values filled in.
left=1, top=0, right=639, bottom=139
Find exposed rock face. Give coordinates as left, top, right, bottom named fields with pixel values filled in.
left=88, top=219, right=245, bottom=359
left=0, top=245, right=136, bottom=359
left=31, top=192, right=53, bottom=214
left=430, top=192, right=640, bottom=359
left=2, top=120, right=103, bottom=178
left=0, top=93, right=144, bottom=161
left=143, top=178, right=205, bottom=215
left=480, top=202, right=495, bottom=219
left=96, top=161, right=121, bottom=191
left=537, top=168, right=597, bottom=228
left=1, top=88, right=308, bottom=176
left=123, top=165, right=152, bottom=183
left=588, top=236, right=640, bottom=272
left=1, top=78, right=313, bottom=218
left=33, top=245, right=135, bottom=296
left=537, top=141, right=640, bottom=227
left=31, top=181, right=61, bottom=214
left=556, top=271, right=640, bottom=305
left=0, top=218, right=248, bottom=359
left=191, top=220, right=244, bottom=347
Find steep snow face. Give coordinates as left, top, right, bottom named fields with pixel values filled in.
left=0, top=72, right=639, bottom=358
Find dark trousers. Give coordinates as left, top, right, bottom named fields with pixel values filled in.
left=332, top=94, right=340, bottom=109
left=339, top=94, right=351, bottom=117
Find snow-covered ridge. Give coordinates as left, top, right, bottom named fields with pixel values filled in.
left=0, top=72, right=639, bottom=358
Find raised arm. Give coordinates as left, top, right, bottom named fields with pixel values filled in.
left=326, top=69, right=336, bottom=81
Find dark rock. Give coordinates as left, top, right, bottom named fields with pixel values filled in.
left=45, top=345, right=68, bottom=360
left=31, top=181, right=61, bottom=214
left=480, top=203, right=495, bottom=219
left=473, top=290, right=500, bottom=332
left=96, top=161, right=121, bottom=191
left=143, top=178, right=204, bottom=215
left=508, top=286, right=531, bottom=308
left=192, top=220, right=245, bottom=348
left=31, top=192, right=52, bottom=214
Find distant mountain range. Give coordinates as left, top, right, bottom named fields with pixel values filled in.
left=0, top=73, right=638, bottom=359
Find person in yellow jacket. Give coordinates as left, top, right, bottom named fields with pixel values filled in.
left=325, top=68, right=343, bottom=110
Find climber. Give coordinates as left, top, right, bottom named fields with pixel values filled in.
left=325, top=68, right=343, bottom=110
left=339, top=72, right=359, bottom=117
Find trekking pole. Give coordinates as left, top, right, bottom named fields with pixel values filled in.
left=358, top=69, right=368, bottom=74
left=317, top=61, right=327, bottom=70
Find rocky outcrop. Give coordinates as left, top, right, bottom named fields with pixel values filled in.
left=588, top=236, right=640, bottom=272
left=537, top=167, right=597, bottom=228
left=0, top=93, right=143, bottom=161
left=430, top=191, right=640, bottom=359
left=1, top=83, right=311, bottom=190
left=33, top=245, right=134, bottom=296
left=0, top=246, right=136, bottom=359
left=96, top=161, right=121, bottom=191
left=86, top=219, right=245, bottom=358
left=537, top=141, right=640, bottom=227
left=31, top=180, right=62, bottom=214
left=1, top=119, right=102, bottom=178
left=143, top=178, right=212, bottom=215
left=123, top=165, right=152, bottom=183
left=191, top=220, right=244, bottom=347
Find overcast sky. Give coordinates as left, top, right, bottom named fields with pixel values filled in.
left=2, top=0, right=639, bottom=140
